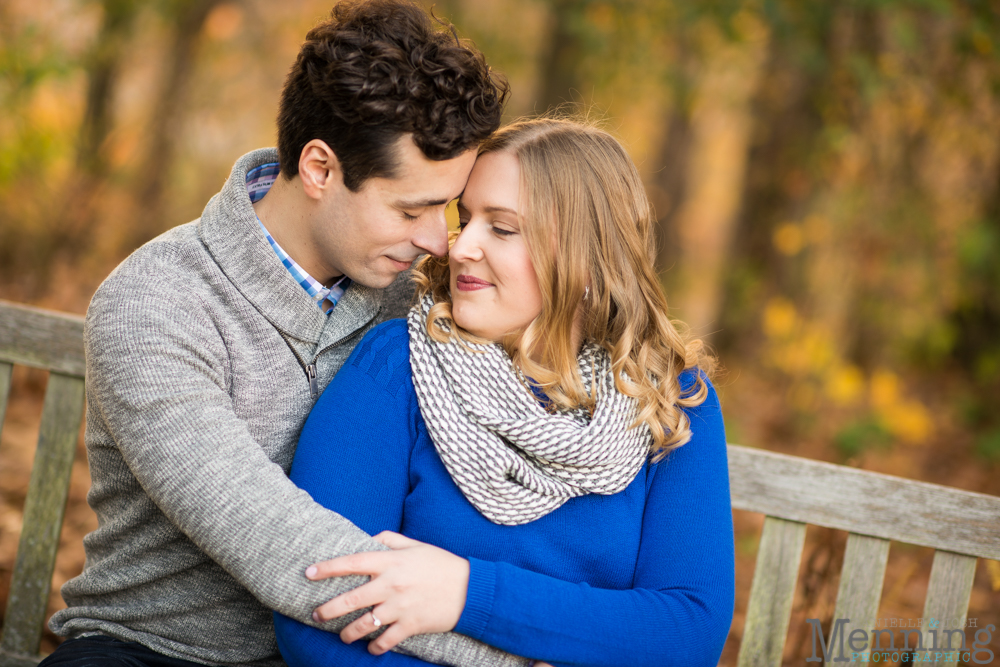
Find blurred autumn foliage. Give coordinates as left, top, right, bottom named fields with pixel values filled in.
left=1, top=0, right=999, bottom=663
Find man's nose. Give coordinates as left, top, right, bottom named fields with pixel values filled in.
left=412, top=208, right=449, bottom=257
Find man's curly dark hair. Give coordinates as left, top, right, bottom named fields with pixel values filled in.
left=276, top=0, right=509, bottom=191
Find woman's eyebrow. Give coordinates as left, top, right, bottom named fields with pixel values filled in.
left=482, top=205, right=517, bottom=215
left=455, top=201, right=517, bottom=215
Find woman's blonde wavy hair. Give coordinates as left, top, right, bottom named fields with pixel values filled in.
left=413, top=117, right=716, bottom=459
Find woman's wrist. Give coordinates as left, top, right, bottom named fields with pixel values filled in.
left=454, top=557, right=498, bottom=639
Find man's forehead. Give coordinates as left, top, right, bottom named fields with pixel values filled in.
left=379, top=137, right=477, bottom=202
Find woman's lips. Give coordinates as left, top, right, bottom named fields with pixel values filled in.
left=455, top=274, right=494, bottom=291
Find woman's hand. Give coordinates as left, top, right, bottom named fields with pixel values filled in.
left=307, top=531, right=470, bottom=655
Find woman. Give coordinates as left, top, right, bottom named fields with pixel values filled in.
left=274, top=118, right=734, bottom=666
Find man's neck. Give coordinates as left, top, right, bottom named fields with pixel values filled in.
left=252, top=174, right=343, bottom=286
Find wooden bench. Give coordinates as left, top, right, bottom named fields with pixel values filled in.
left=1, top=298, right=999, bottom=667
left=730, top=446, right=1000, bottom=667
left=0, top=300, right=86, bottom=667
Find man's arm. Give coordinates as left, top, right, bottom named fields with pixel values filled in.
left=85, top=270, right=526, bottom=667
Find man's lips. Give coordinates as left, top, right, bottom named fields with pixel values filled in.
left=455, top=274, right=494, bottom=291
left=387, top=257, right=415, bottom=271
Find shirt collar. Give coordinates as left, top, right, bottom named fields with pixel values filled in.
left=246, top=162, right=352, bottom=314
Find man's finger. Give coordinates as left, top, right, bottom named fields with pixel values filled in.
left=313, top=579, right=387, bottom=622
left=305, top=551, right=390, bottom=580
left=372, top=530, right=420, bottom=549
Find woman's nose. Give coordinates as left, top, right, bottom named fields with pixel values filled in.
left=450, top=223, right=484, bottom=262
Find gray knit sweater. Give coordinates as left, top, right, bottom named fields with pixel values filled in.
left=49, top=149, right=527, bottom=667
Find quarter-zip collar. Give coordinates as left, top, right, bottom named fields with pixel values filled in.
left=199, top=148, right=383, bottom=346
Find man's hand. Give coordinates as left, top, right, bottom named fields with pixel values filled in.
left=307, top=531, right=470, bottom=655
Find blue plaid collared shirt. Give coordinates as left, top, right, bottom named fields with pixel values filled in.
left=246, top=163, right=350, bottom=314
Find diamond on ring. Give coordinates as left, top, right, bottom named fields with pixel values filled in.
left=371, top=611, right=382, bottom=628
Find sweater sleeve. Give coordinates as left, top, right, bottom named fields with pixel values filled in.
left=453, top=377, right=735, bottom=667
left=85, top=275, right=526, bottom=667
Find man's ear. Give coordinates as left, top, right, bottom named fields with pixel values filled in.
left=298, top=139, right=343, bottom=200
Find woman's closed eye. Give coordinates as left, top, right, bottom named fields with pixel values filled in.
left=491, top=223, right=516, bottom=237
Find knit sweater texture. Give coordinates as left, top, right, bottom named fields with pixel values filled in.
left=48, top=149, right=528, bottom=667
left=274, top=320, right=735, bottom=667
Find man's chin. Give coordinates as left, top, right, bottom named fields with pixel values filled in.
left=350, top=270, right=405, bottom=290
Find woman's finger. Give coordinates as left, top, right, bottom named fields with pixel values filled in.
left=306, top=550, right=390, bottom=581
left=372, top=530, right=421, bottom=549
left=339, top=606, right=392, bottom=645
left=313, top=578, right=388, bottom=622
left=366, top=617, right=418, bottom=655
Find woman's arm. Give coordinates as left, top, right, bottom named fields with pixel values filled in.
left=451, top=379, right=735, bottom=667
left=312, top=375, right=734, bottom=667
left=282, top=324, right=733, bottom=667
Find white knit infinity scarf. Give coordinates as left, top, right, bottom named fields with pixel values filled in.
left=407, top=295, right=652, bottom=525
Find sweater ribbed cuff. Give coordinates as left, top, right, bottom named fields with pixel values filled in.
left=454, top=557, right=496, bottom=640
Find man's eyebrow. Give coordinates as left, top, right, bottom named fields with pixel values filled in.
left=395, top=197, right=451, bottom=208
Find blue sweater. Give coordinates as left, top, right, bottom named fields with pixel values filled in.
left=274, top=320, right=734, bottom=667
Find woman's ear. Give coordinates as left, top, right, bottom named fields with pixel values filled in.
left=298, top=139, right=344, bottom=200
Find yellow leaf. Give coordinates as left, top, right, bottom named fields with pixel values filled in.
left=763, top=298, right=797, bottom=338
left=773, top=223, right=805, bottom=256
left=870, top=370, right=900, bottom=411
left=986, top=560, right=1000, bottom=592
left=880, top=400, right=933, bottom=444
left=825, top=365, right=864, bottom=405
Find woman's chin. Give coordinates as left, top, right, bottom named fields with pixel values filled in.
left=455, top=320, right=486, bottom=340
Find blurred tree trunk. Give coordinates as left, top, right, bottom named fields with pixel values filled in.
left=652, top=109, right=692, bottom=274
left=535, top=0, right=587, bottom=113
left=30, top=0, right=141, bottom=299
left=651, top=21, right=698, bottom=285
left=78, top=0, right=140, bottom=179
left=668, top=18, right=769, bottom=339
left=714, top=15, right=831, bottom=353
left=127, top=0, right=224, bottom=252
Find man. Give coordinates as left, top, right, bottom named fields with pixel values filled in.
left=41, top=2, right=522, bottom=665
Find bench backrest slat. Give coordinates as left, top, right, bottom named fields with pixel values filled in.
left=917, top=550, right=977, bottom=665
left=825, top=533, right=890, bottom=665
left=0, top=373, right=85, bottom=658
left=0, top=302, right=85, bottom=378
left=728, top=445, right=1000, bottom=561
left=737, top=516, right=807, bottom=667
